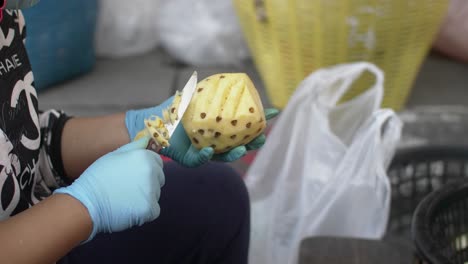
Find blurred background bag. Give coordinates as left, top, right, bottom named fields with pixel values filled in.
left=156, top=0, right=250, bottom=66
left=433, top=0, right=468, bottom=63
left=246, top=62, right=403, bottom=264
left=95, top=0, right=161, bottom=58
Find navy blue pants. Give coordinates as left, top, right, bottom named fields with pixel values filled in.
left=59, top=162, right=250, bottom=264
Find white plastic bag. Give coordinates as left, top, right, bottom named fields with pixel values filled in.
left=246, top=62, right=403, bottom=264
left=95, top=0, right=160, bottom=58
left=156, top=0, right=250, bottom=66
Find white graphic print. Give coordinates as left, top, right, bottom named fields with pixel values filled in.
left=0, top=28, right=14, bottom=50
left=11, top=71, right=40, bottom=150
left=0, top=129, right=21, bottom=220
left=19, top=158, right=39, bottom=204
left=14, top=10, right=25, bottom=36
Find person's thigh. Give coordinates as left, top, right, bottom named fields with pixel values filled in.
left=59, top=162, right=250, bottom=264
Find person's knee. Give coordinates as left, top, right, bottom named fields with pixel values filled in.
left=164, top=161, right=250, bottom=222
left=160, top=161, right=250, bottom=261
left=200, top=162, right=249, bottom=200
left=194, top=162, right=250, bottom=245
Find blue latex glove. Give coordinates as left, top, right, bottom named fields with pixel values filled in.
left=125, top=96, right=280, bottom=167
left=54, top=137, right=165, bottom=243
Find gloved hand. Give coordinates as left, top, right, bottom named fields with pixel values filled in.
left=125, top=96, right=279, bottom=167
left=54, top=136, right=165, bottom=243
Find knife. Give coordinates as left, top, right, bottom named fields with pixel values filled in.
left=146, top=71, right=198, bottom=152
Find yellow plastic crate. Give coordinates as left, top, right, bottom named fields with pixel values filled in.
left=233, top=0, right=449, bottom=110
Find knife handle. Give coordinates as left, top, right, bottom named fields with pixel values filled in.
left=146, top=138, right=162, bottom=153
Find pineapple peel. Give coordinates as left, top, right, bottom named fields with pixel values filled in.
left=181, top=73, right=266, bottom=154
left=138, top=115, right=170, bottom=148
left=134, top=91, right=183, bottom=148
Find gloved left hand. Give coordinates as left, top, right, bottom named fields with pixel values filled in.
left=125, top=96, right=279, bottom=168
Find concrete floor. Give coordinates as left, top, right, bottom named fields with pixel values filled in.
left=407, top=52, right=468, bottom=106
left=37, top=48, right=275, bottom=117
left=37, top=49, right=468, bottom=116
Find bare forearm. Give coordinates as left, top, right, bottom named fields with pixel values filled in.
left=61, top=113, right=130, bottom=180
left=0, top=194, right=92, bottom=264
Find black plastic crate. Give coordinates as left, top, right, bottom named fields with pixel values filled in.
left=387, top=146, right=468, bottom=239
left=412, top=179, right=468, bottom=264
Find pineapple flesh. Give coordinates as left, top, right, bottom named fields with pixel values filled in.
left=182, top=73, right=266, bottom=154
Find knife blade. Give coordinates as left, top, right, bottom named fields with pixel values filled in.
left=146, top=71, right=198, bottom=152
left=165, top=71, right=197, bottom=138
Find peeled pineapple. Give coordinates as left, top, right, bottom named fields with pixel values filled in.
left=182, top=73, right=266, bottom=154
left=134, top=73, right=266, bottom=154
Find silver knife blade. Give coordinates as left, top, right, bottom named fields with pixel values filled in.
left=165, top=71, right=197, bottom=138
left=146, top=71, right=198, bottom=153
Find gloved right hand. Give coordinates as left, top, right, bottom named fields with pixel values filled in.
left=54, top=136, right=165, bottom=243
